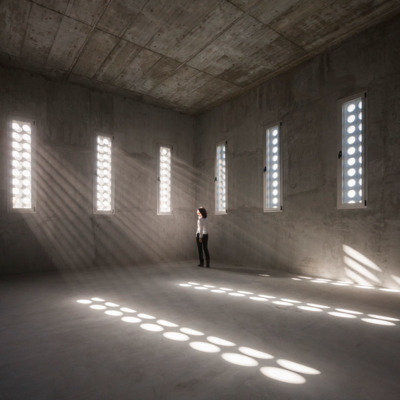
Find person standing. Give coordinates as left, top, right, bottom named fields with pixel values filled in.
left=196, top=207, right=210, bottom=268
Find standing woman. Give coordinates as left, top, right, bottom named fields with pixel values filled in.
left=196, top=207, right=210, bottom=268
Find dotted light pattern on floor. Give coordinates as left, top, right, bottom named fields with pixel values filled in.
left=287, top=275, right=400, bottom=294
left=179, top=282, right=399, bottom=327
left=96, top=136, right=112, bottom=212
left=76, top=297, right=321, bottom=384
left=159, top=146, right=171, bottom=213
left=11, top=120, right=32, bottom=209
left=341, top=97, right=364, bottom=205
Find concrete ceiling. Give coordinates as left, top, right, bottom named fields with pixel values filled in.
left=1, top=0, right=400, bottom=115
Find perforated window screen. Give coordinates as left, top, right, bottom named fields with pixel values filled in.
left=265, top=125, right=282, bottom=211
left=215, top=142, right=227, bottom=214
left=339, top=94, right=366, bottom=208
left=11, top=120, right=33, bottom=210
left=158, top=146, right=172, bottom=214
left=95, top=136, right=113, bottom=213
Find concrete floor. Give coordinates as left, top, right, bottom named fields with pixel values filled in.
left=1, top=262, right=399, bottom=400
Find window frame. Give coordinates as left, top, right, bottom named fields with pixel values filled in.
left=264, top=122, right=283, bottom=212
left=93, top=134, right=115, bottom=215
left=337, top=92, right=367, bottom=209
left=215, top=140, right=228, bottom=215
left=8, top=117, right=37, bottom=213
left=157, top=144, right=173, bottom=216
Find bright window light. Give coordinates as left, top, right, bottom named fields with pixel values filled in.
left=137, top=313, right=155, bottom=319
left=215, top=142, right=227, bottom=214
left=95, top=135, right=113, bottom=213
left=157, top=320, right=178, bottom=327
left=190, top=342, right=221, bottom=353
left=105, top=310, right=123, bottom=316
left=158, top=146, right=172, bottom=214
left=338, top=93, right=366, bottom=208
left=140, top=323, right=164, bottom=332
left=122, top=316, right=141, bottom=323
left=328, top=311, right=357, bottom=319
left=163, top=332, right=190, bottom=341
left=78, top=297, right=322, bottom=384
left=105, top=302, right=119, bottom=307
left=265, top=124, right=282, bottom=211
left=90, top=305, right=107, bottom=310
left=238, top=347, right=274, bottom=359
left=91, top=297, right=105, bottom=302
left=207, top=337, right=236, bottom=347
left=249, top=296, right=269, bottom=302
left=276, top=360, right=320, bottom=375
left=180, top=328, right=204, bottom=336
left=120, top=307, right=136, bottom=313
left=77, top=299, right=92, bottom=304
left=361, top=318, right=395, bottom=326
left=221, top=353, right=259, bottom=367
left=260, top=367, right=306, bottom=384
left=297, top=305, right=323, bottom=312
left=10, top=120, right=33, bottom=210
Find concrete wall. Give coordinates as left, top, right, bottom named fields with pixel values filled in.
left=1, top=16, right=399, bottom=288
left=196, top=16, right=400, bottom=289
left=0, top=67, right=197, bottom=274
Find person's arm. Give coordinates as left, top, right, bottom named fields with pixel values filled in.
left=199, top=219, right=204, bottom=242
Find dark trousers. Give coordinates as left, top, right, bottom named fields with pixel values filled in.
left=196, top=234, right=210, bottom=266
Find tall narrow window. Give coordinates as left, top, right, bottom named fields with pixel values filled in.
left=10, top=119, right=34, bottom=211
left=95, top=135, right=113, bottom=213
left=264, top=124, right=282, bottom=211
left=215, top=142, right=227, bottom=214
left=158, top=146, right=172, bottom=214
left=338, top=93, right=366, bottom=208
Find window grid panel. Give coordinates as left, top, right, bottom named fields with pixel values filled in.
left=96, top=136, right=112, bottom=212
left=11, top=120, right=32, bottom=209
left=216, top=143, right=226, bottom=213
left=341, top=97, right=364, bottom=205
left=159, top=146, right=171, bottom=213
left=265, top=126, right=281, bottom=210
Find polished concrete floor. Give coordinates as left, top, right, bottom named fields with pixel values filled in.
left=1, top=262, right=399, bottom=400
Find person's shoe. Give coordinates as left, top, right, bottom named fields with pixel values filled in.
left=197, top=264, right=204, bottom=267
left=206, top=264, right=210, bottom=268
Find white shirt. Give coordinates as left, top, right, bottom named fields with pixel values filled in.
left=196, top=217, right=208, bottom=238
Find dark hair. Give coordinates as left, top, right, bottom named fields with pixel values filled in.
left=198, top=207, right=207, bottom=218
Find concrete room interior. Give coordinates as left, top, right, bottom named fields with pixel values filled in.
left=1, top=1, right=400, bottom=399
